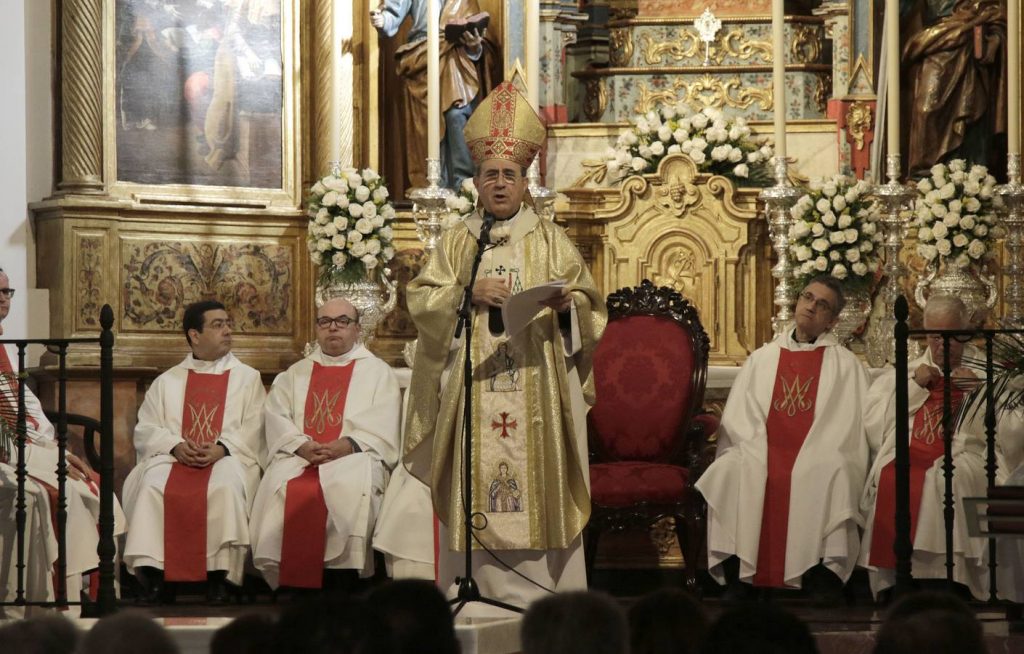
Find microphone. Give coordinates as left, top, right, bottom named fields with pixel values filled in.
left=479, top=211, right=505, bottom=334
left=479, top=211, right=496, bottom=246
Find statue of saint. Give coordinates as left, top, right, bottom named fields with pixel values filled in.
left=902, top=0, right=1007, bottom=177
left=371, top=0, right=499, bottom=191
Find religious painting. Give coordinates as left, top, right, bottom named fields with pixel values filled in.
left=112, top=0, right=295, bottom=199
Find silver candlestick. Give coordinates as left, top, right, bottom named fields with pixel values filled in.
left=866, top=153, right=918, bottom=367
left=760, top=156, right=802, bottom=336
left=527, top=159, right=557, bottom=220
left=409, top=158, right=454, bottom=252
left=998, top=154, right=1024, bottom=327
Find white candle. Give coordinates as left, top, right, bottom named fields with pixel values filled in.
left=1009, top=0, right=1020, bottom=154
left=771, top=0, right=786, bottom=160
left=427, top=0, right=440, bottom=161
left=526, top=0, right=540, bottom=109
left=886, top=0, right=900, bottom=156
left=329, top=2, right=343, bottom=164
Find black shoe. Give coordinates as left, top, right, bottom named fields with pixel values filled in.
left=804, top=564, right=845, bottom=608
left=135, top=566, right=164, bottom=606
left=721, top=556, right=754, bottom=604
left=206, top=571, right=230, bottom=606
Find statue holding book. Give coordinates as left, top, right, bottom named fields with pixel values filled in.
left=371, top=0, right=499, bottom=191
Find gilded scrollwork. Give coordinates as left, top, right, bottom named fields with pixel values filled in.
left=76, top=235, right=103, bottom=330
left=634, top=75, right=773, bottom=115
left=652, top=248, right=700, bottom=300
left=639, top=28, right=771, bottom=66
left=718, top=28, right=772, bottom=64
left=583, top=78, right=609, bottom=122
left=814, top=72, right=832, bottom=114
left=122, top=241, right=293, bottom=332
left=845, top=101, right=873, bottom=151
left=655, top=175, right=702, bottom=218
left=640, top=29, right=700, bottom=65
left=609, top=28, right=634, bottom=67
left=789, top=24, right=822, bottom=64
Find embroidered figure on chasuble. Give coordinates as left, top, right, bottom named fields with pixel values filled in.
left=401, top=81, right=607, bottom=611
left=123, top=301, right=266, bottom=605
left=250, top=298, right=401, bottom=589
left=695, top=276, right=871, bottom=600
left=858, top=295, right=1007, bottom=600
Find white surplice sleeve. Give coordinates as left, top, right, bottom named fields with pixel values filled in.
left=218, top=367, right=267, bottom=471
left=344, top=360, right=402, bottom=468
left=133, top=373, right=185, bottom=461
left=263, top=366, right=310, bottom=466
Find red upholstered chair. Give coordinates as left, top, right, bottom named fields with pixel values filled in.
left=586, top=280, right=719, bottom=592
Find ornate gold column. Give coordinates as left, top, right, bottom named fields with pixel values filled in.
left=57, top=0, right=104, bottom=195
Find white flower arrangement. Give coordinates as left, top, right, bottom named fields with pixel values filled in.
left=442, top=178, right=478, bottom=229
left=306, top=167, right=397, bottom=285
left=913, top=159, right=1001, bottom=269
left=604, top=101, right=774, bottom=186
left=788, top=174, right=881, bottom=291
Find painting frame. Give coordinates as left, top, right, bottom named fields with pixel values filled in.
left=103, top=0, right=302, bottom=209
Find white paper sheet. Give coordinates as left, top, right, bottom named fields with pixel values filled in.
left=501, top=280, right=568, bottom=337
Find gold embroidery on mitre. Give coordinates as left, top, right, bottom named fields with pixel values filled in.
left=184, top=402, right=220, bottom=443
left=305, top=388, right=344, bottom=435
left=772, top=374, right=815, bottom=418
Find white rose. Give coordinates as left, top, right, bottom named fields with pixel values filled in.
left=837, top=213, right=853, bottom=229
left=832, top=196, right=848, bottom=212
left=331, top=252, right=348, bottom=267
left=951, top=170, right=966, bottom=184
left=943, top=213, right=960, bottom=227
left=795, top=245, right=813, bottom=261
left=949, top=159, right=966, bottom=172
left=631, top=157, right=646, bottom=171
left=711, top=145, right=730, bottom=161
left=852, top=262, right=868, bottom=276
left=931, top=163, right=946, bottom=179
left=667, top=144, right=682, bottom=154
left=361, top=168, right=380, bottom=183
left=952, top=233, right=969, bottom=248
left=372, top=187, right=389, bottom=203
left=310, top=224, right=324, bottom=238
left=311, top=181, right=327, bottom=195
left=918, top=226, right=934, bottom=242
left=832, top=264, right=848, bottom=279
left=936, top=238, right=952, bottom=256
left=931, top=222, right=948, bottom=238
left=974, top=224, right=989, bottom=237
left=791, top=221, right=811, bottom=238
left=964, top=197, right=981, bottom=213
left=729, top=125, right=743, bottom=141
left=815, top=256, right=829, bottom=271
left=365, top=238, right=382, bottom=255
left=636, top=119, right=651, bottom=134
left=323, top=223, right=338, bottom=237
left=336, top=195, right=350, bottom=209
left=379, top=226, right=394, bottom=240
left=347, top=229, right=363, bottom=243
left=733, top=163, right=749, bottom=178
left=829, top=230, right=846, bottom=244
left=657, top=125, right=673, bottom=142
left=811, top=237, right=829, bottom=252
left=845, top=248, right=861, bottom=262
left=939, top=183, right=956, bottom=200
left=822, top=182, right=838, bottom=197
left=691, top=113, right=709, bottom=129
left=355, top=217, right=374, bottom=234
left=353, top=185, right=369, bottom=203
left=845, top=189, right=859, bottom=204
left=967, top=239, right=986, bottom=259
left=331, top=233, right=347, bottom=249
left=350, top=240, right=368, bottom=257
left=690, top=137, right=708, bottom=151
left=964, top=180, right=981, bottom=196
left=862, top=222, right=877, bottom=235
left=728, top=147, right=743, bottom=163
left=332, top=215, right=348, bottom=232
left=322, top=190, right=339, bottom=207
left=623, top=131, right=639, bottom=146
left=959, top=216, right=976, bottom=230
left=317, top=238, right=332, bottom=252
left=918, top=244, right=938, bottom=261
left=830, top=250, right=842, bottom=262
left=361, top=202, right=377, bottom=219
left=860, top=240, right=873, bottom=252
left=811, top=223, right=825, bottom=236
left=362, top=254, right=379, bottom=270
left=672, top=128, right=689, bottom=143
left=816, top=198, right=832, bottom=213
left=348, top=203, right=364, bottom=218
left=980, top=185, right=994, bottom=200
left=661, top=105, right=677, bottom=121
left=345, top=172, right=362, bottom=188
left=801, top=261, right=816, bottom=275
left=315, top=207, right=330, bottom=224
left=917, top=178, right=933, bottom=193
left=690, top=150, right=707, bottom=164
left=649, top=141, right=665, bottom=156
left=931, top=204, right=948, bottom=218
left=844, top=228, right=859, bottom=243
left=638, top=145, right=653, bottom=159
left=678, top=118, right=692, bottom=133
left=382, top=246, right=395, bottom=261
left=822, top=212, right=837, bottom=227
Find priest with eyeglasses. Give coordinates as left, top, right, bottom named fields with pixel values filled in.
left=250, top=297, right=401, bottom=591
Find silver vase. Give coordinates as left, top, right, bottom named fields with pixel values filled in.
left=914, top=263, right=997, bottom=326
left=832, top=286, right=873, bottom=347
left=315, top=272, right=398, bottom=344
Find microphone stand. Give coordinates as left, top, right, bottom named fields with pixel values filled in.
left=451, top=213, right=524, bottom=616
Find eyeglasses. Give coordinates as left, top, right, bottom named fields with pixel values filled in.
left=316, top=315, right=358, bottom=329
left=797, top=291, right=833, bottom=315
left=0, top=289, right=15, bottom=298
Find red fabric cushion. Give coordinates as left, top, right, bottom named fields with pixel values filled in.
left=590, top=315, right=696, bottom=460
left=590, top=462, right=690, bottom=508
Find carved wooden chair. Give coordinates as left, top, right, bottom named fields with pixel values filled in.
left=585, top=279, right=719, bottom=592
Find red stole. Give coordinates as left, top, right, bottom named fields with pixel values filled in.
left=278, top=362, right=355, bottom=588
left=753, top=347, right=826, bottom=588
left=163, top=369, right=230, bottom=581
left=0, top=345, right=39, bottom=435
left=869, top=380, right=964, bottom=568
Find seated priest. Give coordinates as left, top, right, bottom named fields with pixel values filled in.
left=859, top=295, right=991, bottom=600
left=249, top=297, right=401, bottom=590
left=122, top=300, right=266, bottom=605
left=0, top=267, right=125, bottom=611
left=695, top=274, right=871, bottom=604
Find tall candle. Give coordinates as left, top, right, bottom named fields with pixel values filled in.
left=1009, top=0, right=1020, bottom=154
left=427, top=0, right=440, bottom=161
left=771, top=0, right=786, bottom=160
left=886, top=0, right=900, bottom=156
left=526, top=0, right=540, bottom=109
left=329, top=3, right=343, bottom=163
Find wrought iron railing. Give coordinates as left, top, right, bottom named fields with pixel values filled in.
left=893, top=295, right=1022, bottom=601
left=0, top=305, right=115, bottom=615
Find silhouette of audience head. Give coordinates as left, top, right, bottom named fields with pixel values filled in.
left=210, top=613, right=277, bottom=654
left=628, top=588, right=707, bottom=654
left=0, top=614, right=78, bottom=654
left=873, top=591, right=986, bottom=654
left=274, top=593, right=394, bottom=654
left=79, top=611, right=179, bottom=654
left=521, top=591, right=628, bottom=654
left=702, top=604, right=818, bottom=654
left=368, top=579, right=459, bottom=654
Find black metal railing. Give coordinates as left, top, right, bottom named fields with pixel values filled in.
left=0, top=305, right=115, bottom=615
left=893, top=295, right=1022, bottom=600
